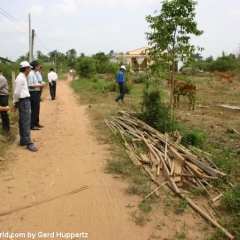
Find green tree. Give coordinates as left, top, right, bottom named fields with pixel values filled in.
left=205, top=55, right=214, bottom=62
left=66, top=49, right=77, bottom=68
left=145, top=0, right=203, bottom=113
left=92, top=52, right=110, bottom=74
left=109, top=50, right=116, bottom=59
left=76, top=56, right=96, bottom=78
left=209, top=56, right=238, bottom=72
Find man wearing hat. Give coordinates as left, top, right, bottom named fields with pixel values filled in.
left=115, top=65, right=126, bottom=103
left=12, top=61, right=38, bottom=151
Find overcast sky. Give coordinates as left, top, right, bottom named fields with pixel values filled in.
left=0, top=0, right=239, bottom=61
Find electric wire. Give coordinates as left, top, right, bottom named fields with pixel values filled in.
left=0, top=7, right=28, bottom=30
left=35, top=35, right=50, bottom=53
left=0, top=20, right=27, bottom=36
left=1, top=38, right=29, bottom=60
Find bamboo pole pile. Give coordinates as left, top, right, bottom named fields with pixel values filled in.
left=105, top=111, right=234, bottom=240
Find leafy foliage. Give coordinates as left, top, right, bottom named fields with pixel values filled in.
left=141, top=82, right=178, bottom=133
left=209, top=56, right=238, bottom=72
left=180, top=128, right=207, bottom=148
left=76, top=56, right=97, bottom=78
left=146, top=0, right=203, bottom=64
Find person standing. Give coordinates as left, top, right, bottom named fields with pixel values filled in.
left=0, top=72, right=10, bottom=132
left=27, top=61, right=45, bottom=130
left=36, top=66, right=45, bottom=101
left=115, top=65, right=126, bottom=103
left=12, top=61, right=37, bottom=151
left=48, top=68, right=58, bottom=100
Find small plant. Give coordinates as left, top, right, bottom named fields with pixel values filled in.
left=173, top=222, right=189, bottom=240
left=181, top=127, right=207, bottom=148
left=174, top=199, right=188, bottom=214
left=125, top=184, right=139, bottom=195
left=129, top=210, right=147, bottom=226
left=139, top=199, right=152, bottom=213
left=221, top=183, right=240, bottom=212
left=141, top=84, right=179, bottom=133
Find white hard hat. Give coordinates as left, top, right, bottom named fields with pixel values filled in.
left=121, top=65, right=126, bottom=70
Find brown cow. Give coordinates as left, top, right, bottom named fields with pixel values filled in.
left=214, top=71, right=234, bottom=83
left=167, top=79, right=196, bottom=111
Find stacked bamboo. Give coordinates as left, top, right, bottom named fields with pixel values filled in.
left=105, top=111, right=234, bottom=240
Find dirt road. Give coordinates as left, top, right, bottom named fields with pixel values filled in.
left=0, top=75, right=152, bottom=240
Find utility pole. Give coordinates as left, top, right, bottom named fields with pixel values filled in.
left=55, top=50, right=57, bottom=71
left=31, top=29, right=35, bottom=61
left=29, top=14, right=31, bottom=62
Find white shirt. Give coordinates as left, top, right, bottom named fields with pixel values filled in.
left=48, top=71, right=58, bottom=83
left=13, top=72, right=30, bottom=104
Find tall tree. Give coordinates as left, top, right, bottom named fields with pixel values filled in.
left=146, top=0, right=203, bottom=113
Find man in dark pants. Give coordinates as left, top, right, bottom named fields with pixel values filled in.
left=115, top=65, right=126, bottom=103
left=27, top=61, right=45, bottom=130
left=0, top=72, right=10, bottom=132
left=13, top=61, right=37, bottom=152
left=48, top=68, right=58, bottom=100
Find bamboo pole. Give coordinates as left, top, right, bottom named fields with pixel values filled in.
left=180, top=194, right=234, bottom=240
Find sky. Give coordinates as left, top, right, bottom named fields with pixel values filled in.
left=0, top=0, right=240, bottom=62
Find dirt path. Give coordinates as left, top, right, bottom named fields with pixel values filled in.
left=0, top=75, right=152, bottom=240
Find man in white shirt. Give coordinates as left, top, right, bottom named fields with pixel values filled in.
left=48, top=68, right=58, bottom=100
left=13, top=61, right=38, bottom=152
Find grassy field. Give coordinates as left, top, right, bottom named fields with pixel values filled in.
left=1, top=71, right=240, bottom=239
left=70, top=71, right=240, bottom=239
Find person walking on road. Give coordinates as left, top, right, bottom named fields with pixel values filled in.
left=115, top=65, right=126, bottom=103
left=0, top=72, right=10, bottom=132
left=48, top=68, right=58, bottom=100
left=12, top=61, right=38, bottom=151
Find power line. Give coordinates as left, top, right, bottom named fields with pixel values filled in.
left=0, top=7, right=28, bottom=30
left=0, top=42, right=28, bottom=48
left=0, top=19, right=27, bottom=36
left=1, top=37, right=29, bottom=60
left=35, top=35, right=50, bottom=53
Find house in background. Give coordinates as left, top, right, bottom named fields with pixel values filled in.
left=116, top=46, right=149, bottom=71
left=115, top=46, right=184, bottom=72
left=0, top=57, right=14, bottom=64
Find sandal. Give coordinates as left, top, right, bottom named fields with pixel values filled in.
left=27, top=144, right=38, bottom=152
left=31, top=126, right=41, bottom=130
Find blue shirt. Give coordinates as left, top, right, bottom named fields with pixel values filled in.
left=116, top=70, right=125, bottom=83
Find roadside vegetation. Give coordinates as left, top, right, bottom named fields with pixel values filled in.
left=1, top=49, right=240, bottom=238
left=68, top=58, right=240, bottom=239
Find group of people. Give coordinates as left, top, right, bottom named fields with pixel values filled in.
left=0, top=61, right=58, bottom=152
left=1, top=63, right=126, bottom=151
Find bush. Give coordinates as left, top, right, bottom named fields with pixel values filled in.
left=221, top=183, right=240, bottom=212
left=181, top=128, right=207, bottom=148
left=141, top=83, right=178, bottom=133
left=181, top=67, right=196, bottom=75
left=76, top=57, right=96, bottom=78
left=209, top=56, right=238, bottom=72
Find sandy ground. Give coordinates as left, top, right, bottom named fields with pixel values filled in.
left=0, top=75, right=154, bottom=240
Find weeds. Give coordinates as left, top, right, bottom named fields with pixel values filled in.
left=69, top=72, right=240, bottom=239
left=172, top=222, right=189, bottom=240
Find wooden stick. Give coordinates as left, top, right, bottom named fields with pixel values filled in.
left=211, top=193, right=223, bottom=203
left=145, top=181, right=167, bottom=199
left=180, top=194, right=235, bottom=240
